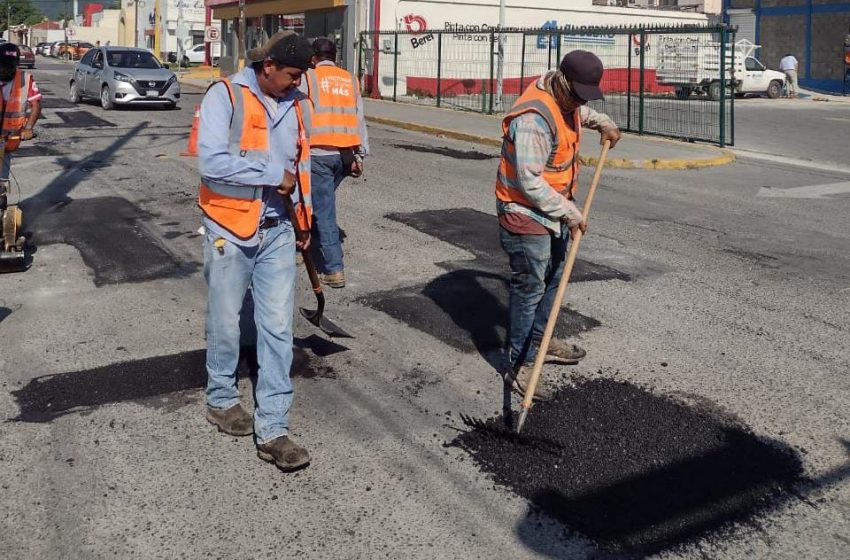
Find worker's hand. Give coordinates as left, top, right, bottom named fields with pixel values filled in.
left=601, top=127, right=621, bottom=149
left=569, top=220, right=588, bottom=239
left=295, top=230, right=310, bottom=251
left=20, top=129, right=34, bottom=141
left=350, top=160, right=363, bottom=178
left=277, top=169, right=297, bottom=196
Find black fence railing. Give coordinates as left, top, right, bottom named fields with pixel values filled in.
left=358, top=24, right=736, bottom=146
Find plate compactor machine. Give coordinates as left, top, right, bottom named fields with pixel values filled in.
left=0, top=141, right=26, bottom=272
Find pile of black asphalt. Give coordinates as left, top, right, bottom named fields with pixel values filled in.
left=454, top=377, right=805, bottom=555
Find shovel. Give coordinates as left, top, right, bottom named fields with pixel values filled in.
left=284, top=195, right=353, bottom=339
left=515, top=140, right=611, bottom=434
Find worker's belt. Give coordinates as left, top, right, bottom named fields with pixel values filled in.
left=259, top=217, right=281, bottom=230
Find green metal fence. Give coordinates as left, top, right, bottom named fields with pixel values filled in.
left=358, top=24, right=735, bottom=147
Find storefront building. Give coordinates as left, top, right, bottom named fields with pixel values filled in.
left=206, top=0, right=358, bottom=75
left=723, top=0, right=850, bottom=94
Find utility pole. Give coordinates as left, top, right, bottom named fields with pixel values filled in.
left=154, top=0, right=161, bottom=58
left=134, top=0, right=140, bottom=48
left=64, top=0, right=69, bottom=44
left=237, top=0, right=245, bottom=70
left=495, top=0, right=506, bottom=111
left=7, top=1, right=11, bottom=43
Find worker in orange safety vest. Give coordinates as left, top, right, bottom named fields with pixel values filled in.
left=496, top=50, right=621, bottom=401
left=301, top=37, right=369, bottom=289
left=0, top=42, right=42, bottom=209
left=197, top=31, right=315, bottom=473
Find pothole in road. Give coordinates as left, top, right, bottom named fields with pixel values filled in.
left=453, top=378, right=807, bottom=555
left=10, top=344, right=336, bottom=423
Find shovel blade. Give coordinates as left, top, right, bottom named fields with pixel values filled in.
left=300, top=307, right=353, bottom=338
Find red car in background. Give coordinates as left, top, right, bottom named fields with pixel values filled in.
left=17, top=45, right=35, bottom=68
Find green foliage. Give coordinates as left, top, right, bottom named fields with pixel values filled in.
left=2, top=0, right=44, bottom=31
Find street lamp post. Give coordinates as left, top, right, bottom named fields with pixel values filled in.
left=495, top=0, right=506, bottom=111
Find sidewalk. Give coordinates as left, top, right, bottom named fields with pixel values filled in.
left=178, top=75, right=734, bottom=170
left=364, top=99, right=734, bottom=170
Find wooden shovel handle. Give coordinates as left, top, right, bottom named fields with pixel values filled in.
left=519, top=140, right=611, bottom=412
left=283, top=195, right=322, bottom=294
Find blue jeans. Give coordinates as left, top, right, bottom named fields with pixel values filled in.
left=204, top=220, right=296, bottom=444
left=310, top=153, right=346, bottom=273
left=0, top=151, right=11, bottom=181
left=499, top=224, right=570, bottom=371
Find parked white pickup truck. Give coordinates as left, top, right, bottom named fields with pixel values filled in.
left=657, top=38, right=787, bottom=101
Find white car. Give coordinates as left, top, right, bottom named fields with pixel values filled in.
left=176, top=43, right=220, bottom=65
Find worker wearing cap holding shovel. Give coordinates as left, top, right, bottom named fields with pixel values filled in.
left=497, top=50, right=621, bottom=400
left=197, top=31, right=314, bottom=471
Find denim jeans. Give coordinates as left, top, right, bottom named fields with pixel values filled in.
left=499, top=223, right=570, bottom=370
left=0, top=150, right=11, bottom=181
left=204, top=220, right=296, bottom=444
left=310, top=153, right=346, bottom=273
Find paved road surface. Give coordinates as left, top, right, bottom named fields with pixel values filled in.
left=1, top=61, right=849, bottom=559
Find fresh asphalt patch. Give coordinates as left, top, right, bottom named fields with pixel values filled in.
left=10, top=344, right=335, bottom=423
left=25, top=196, right=196, bottom=286
left=386, top=208, right=631, bottom=281
left=0, top=306, right=11, bottom=324
left=41, top=110, right=116, bottom=128
left=360, top=208, right=623, bottom=356
left=361, top=269, right=599, bottom=355
left=453, top=378, right=806, bottom=555
left=390, top=143, right=498, bottom=161
left=39, top=97, right=77, bottom=109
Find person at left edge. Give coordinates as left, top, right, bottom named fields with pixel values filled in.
left=0, top=42, right=42, bottom=210
left=197, top=31, right=314, bottom=473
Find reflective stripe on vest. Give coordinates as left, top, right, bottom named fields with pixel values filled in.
left=306, top=65, right=361, bottom=148
left=1, top=71, right=31, bottom=152
left=199, top=79, right=312, bottom=239
left=495, top=82, right=581, bottom=207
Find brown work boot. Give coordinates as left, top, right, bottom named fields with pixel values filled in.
left=257, top=436, right=311, bottom=472
left=319, top=271, right=345, bottom=288
left=539, top=339, right=586, bottom=365
left=510, top=365, right=553, bottom=402
left=206, top=404, right=253, bottom=436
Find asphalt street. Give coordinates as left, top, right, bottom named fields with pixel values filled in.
left=1, top=60, right=849, bottom=559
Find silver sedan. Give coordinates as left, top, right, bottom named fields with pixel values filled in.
left=69, top=47, right=180, bottom=110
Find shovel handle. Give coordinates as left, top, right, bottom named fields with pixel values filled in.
left=283, top=195, right=322, bottom=294
left=517, top=140, right=611, bottom=427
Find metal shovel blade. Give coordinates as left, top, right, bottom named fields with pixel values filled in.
left=300, top=307, right=353, bottom=338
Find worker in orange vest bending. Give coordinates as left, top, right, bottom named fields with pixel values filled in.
left=301, top=37, right=369, bottom=289
left=197, top=31, right=314, bottom=472
left=0, top=42, right=42, bottom=207
left=496, top=50, right=621, bottom=401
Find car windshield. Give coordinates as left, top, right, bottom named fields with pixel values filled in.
left=108, top=50, right=162, bottom=69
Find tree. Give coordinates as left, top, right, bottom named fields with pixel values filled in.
left=1, top=0, right=45, bottom=31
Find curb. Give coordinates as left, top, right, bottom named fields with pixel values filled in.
left=365, top=115, right=736, bottom=170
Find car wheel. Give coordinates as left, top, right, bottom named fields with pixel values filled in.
left=69, top=80, right=81, bottom=104
left=101, top=85, right=113, bottom=110
left=708, top=81, right=722, bottom=101
left=766, top=80, right=782, bottom=99
left=182, top=56, right=190, bottom=66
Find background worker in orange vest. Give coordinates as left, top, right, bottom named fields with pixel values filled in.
left=496, top=50, right=621, bottom=401
left=0, top=42, right=42, bottom=206
left=197, top=31, right=315, bottom=472
left=301, top=37, right=369, bottom=288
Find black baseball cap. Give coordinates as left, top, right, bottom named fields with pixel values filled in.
left=312, top=37, right=336, bottom=58
left=0, top=43, right=19, bottom=66
left=246, top=31, right=313, bottom=70
left=559, top=50, right=604, bottom=102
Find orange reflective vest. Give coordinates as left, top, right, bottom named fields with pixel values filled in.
left=305, top=64, right=361, bottom=148
left=1, top=70, right=32, bottom=153
left=199, top=79, right=312, bottom=240
left=495, top=82, right=581, bottom=208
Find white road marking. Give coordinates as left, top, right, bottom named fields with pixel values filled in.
left=757, top=181, right=850, bottom=199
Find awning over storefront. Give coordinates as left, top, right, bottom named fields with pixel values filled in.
left=210, top=0, right=344, bottom=20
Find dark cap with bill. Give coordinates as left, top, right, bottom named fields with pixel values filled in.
left=559, top=50, right=604, bottom=102
left=246, top=31, right=313, bottom=70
